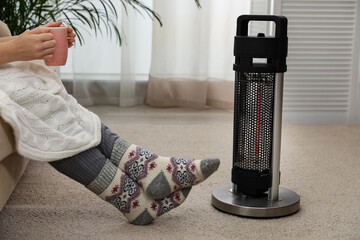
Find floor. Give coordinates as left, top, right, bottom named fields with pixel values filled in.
left=0, top=105, right=359, bottom=240
left=88, top=105, right=233, bottom=126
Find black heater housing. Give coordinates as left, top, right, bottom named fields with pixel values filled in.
left=232, top=15, right=287, bottom=196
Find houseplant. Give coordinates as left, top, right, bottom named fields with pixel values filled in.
left=0, top=0, right=200, bottom=45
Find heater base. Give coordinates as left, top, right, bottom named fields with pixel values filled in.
left=212, top=184, right=300, bottom=218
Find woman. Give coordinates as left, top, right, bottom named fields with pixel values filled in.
left=0, top=21, right=220, bottom=225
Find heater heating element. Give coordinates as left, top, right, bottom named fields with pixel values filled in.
left=211, top=15, right=300, bottom=218
left=232, top=72, right=275, bottom=196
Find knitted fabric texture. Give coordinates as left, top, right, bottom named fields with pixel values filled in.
left=111, top=142, right=220, bottom=200
left=0, top=60, right=101, bottom=161
left=90, top=164, right=191, bottom=225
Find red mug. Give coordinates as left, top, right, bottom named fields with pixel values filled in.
left=42, top=26, right=68, bottom=66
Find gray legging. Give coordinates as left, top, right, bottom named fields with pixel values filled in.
left=49, top=123, right=119, bottom=186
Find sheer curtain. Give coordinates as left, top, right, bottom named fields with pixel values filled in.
left=60, top=0, right=153, bottom=107
left=146, top=0, right=250, bottom=109
left=60, top=0, right=250, bottom=109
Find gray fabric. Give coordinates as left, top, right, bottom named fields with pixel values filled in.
left=49, top=147, right=107, bottom=186
left=181, top=187, right=192, bottom=198
left=86, top=159, right=118, bottom=195
left=131, top=209, right=154, bottom=225
left=97, top=123, right=119, bottom=159
left=50, top=124, right=120, bottom=191
left=110, top=138, right=131, bottom=167
left=200, top=158, right=220, bottom=179
left=146, top=171, right=172, bottom=200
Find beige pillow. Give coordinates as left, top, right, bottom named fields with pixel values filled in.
left=0, top=21, right=12, bottom=37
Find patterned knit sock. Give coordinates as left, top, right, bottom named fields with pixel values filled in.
left=87, top=160, right=192, bottom=225
left=50, top=147, right=191, bottom=225
left=109, top=140, right=220, bottom=200
left=95, top=123, right=220, bottom=200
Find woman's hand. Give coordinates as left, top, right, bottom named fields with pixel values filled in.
left=43, top=21, right=76, bottom=48
left=10, top=27, right=56, bottom=61
left=0, top=21, right=76, bottom=64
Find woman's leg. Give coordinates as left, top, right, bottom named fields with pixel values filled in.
left=96, top=123, right=220, bottom=200
left=49, top=147, right=191, bottom=225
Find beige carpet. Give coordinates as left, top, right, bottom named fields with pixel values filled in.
left=0, top=108, right=359, bottom=240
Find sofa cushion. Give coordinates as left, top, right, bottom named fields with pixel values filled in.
left=0, top=153, right=30, bottom=211
left=0, top=21, right=15, bottom=162
left=0, top=118, right=16, bottom=162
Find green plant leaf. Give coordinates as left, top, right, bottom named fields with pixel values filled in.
left=0, top=0, right=201, bottom=45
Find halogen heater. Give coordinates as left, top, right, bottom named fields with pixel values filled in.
left=211, top=15, right=300, bottom=218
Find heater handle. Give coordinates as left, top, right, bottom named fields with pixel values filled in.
left=233, top=15, right=288, bottom=73
left=236, top=15, right=287, bottom=39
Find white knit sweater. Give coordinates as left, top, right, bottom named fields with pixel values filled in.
left=0, top=60, right=101, bottom=162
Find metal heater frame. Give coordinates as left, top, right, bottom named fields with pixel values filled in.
left=211, top=15, right=300, bottom=218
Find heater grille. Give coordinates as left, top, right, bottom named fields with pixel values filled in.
left=232, top=71, right=275, bottom=194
